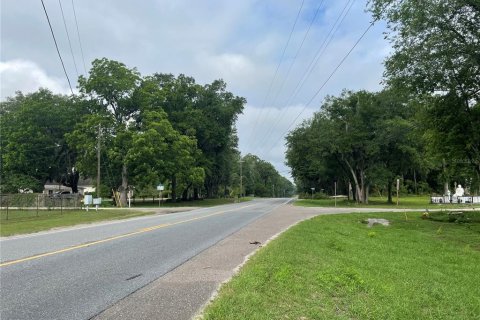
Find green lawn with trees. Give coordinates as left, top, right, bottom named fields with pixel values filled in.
left=286, top=0, right=479, bottom=203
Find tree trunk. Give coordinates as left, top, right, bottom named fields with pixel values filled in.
left=118, top=164, right=128, bottom=207
left=344, top=159, right=364, bottom=203
left=348, top=181, right=353, bottom=201
left=358, top=170, right=365, bottom=203
left=443, top=158, right=449, bottom=195
left=365, top=184, right=370, bottom=204
left=193, top=187, right=200, bottom=200
left=387, top=179, right=393, bottom=204
left=171, top=175, right=177, bottom=203
left=182, top=183, right=192, bottom=201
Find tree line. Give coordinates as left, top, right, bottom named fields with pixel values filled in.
left=0, top=58, right=294, bottom=205
left=286, top=0, right=479, bottom=202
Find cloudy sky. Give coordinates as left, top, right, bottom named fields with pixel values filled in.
left=1, top=0, right=391, bottom=180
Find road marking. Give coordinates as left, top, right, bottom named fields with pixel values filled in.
left=0, top=203, right=256, bottom=268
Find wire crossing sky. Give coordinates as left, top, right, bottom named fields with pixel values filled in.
left=1, top=0, right=390, bottom=180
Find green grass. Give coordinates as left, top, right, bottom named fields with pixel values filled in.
left=295, top=195, right=476, bottom=209
left=202, top=211, right=480, bottom=320
left=0, top=209, right=158, bottom=237
left=131, top=197, right=254, bottom=208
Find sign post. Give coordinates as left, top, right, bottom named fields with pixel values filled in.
left=93, top=197, right=102, bottom=211
left=157, top=184, right=164, bottom=207
left=84, top=195, right=93, bottom=211
left=396, top=179, right=400, bottom=206
left=127, top=189, right=133, bottom=208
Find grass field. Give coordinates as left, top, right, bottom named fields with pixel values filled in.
left=295, top=195, right=476, bottom=209
left=201, top=211, right=480, bottom=320
left=0, top=209, right=158, bottom=237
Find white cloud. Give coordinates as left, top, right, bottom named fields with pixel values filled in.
left=0, top=60, right=71, bottom=100
left=0, top=0, right=391, bottom=176
left=237, top=103, right=314, bottom=180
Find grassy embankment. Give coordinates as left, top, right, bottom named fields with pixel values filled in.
left=0, top=197, right=253, bottom=237
left=202, top=211, right=480, bottom=320
left=295, top=195, right=476, bottom=209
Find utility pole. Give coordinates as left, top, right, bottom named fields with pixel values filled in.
left=334, top=181, right=337, bottom=207
left=239, top=160, right=244, bottom=198
left=97, top=124, right=101, bottom=198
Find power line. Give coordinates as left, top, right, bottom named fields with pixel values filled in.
left=263, top=20, right=376, bottom=157
left=71, top=0, right=87, bottom=74
left=249, top=0, right=326, bottom=153
left=40, top=0, right=74, bottom=95
left=247, top=0, right=305, bottom=144
left=58, top=0, right=79, bottom=78
left=265, top=0, right=326, bottom=112
left=251, top=0, right=354, bottom=154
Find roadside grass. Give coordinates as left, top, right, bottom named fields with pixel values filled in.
left=0, top=209, right=157, bottom=237
left=202, top=211, right=480, bottom=320
left=295, top=195, right=476, bottom=209
left=131, top=197, right=254, bottom=208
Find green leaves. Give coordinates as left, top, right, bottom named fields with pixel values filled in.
left=3, top=58, right=247, bottom=201
left=286, top=89, right=422, bottom=202
left=0, top=89, right=83, bottom=192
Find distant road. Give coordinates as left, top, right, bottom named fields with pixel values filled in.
left=0, top=198, right=289, bottom=320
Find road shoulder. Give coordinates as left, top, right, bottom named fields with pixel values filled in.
left=93, top=204, right=323, bottom=320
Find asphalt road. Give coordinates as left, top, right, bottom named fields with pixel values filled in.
left=0, top=198, right=290, bottom=320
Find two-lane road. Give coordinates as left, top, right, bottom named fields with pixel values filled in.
left=0, top=198, right=290, bottom=320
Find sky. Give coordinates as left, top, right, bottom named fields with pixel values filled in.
left=0, top=0, right=391, bottom=180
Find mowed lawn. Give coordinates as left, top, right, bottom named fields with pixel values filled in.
left=202, top=211, right=480, bottom=320
left=295, top=195, right=475, bottom=209
left=0, top=209, right=157, bottom=237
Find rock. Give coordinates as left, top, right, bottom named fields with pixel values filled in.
left=364, top=218, right=390, bottom=228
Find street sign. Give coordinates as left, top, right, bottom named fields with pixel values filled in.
left=157, top=184, right=164, bottom=191
left=84, top=195, right=93, bottom=205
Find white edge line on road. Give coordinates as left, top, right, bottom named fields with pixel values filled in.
left=0, top=201, right=277, bottom=267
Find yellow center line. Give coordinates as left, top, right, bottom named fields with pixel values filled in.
left=0, top=203, right=255, bottom=268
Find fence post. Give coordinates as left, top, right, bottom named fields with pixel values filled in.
left=61, top=197, right=63, bottom=214
left=37, top=194, right=39, bottom=217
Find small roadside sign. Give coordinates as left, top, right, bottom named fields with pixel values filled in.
left=157, top=184, right=164, bottom=191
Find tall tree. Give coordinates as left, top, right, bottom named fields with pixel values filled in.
left=126, top=111, right=204, bottom=201
left=238, top=154, right=295, bottom=198
left=368, top=0, right=480, bottom=175
left=138, top=74, right=245, bottom=198
left=286, top=90, right=422, bottom=203
left=71, top=58, right=141, bottom=206
left=0, top=89, right=81, bottom=192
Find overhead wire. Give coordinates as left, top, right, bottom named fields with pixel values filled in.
left=263, top=19, right=376, bottom=157
left=259, top=0, right=326, bottom=121
left=40, top=0, right=74, bottom=95
left=246, top=0, right=305, bottom=144
left=71, top=0, right=87, bottom=74
left=251, top=0, right=354, bottom=154
left=58, top=0, right=79, bottom=78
